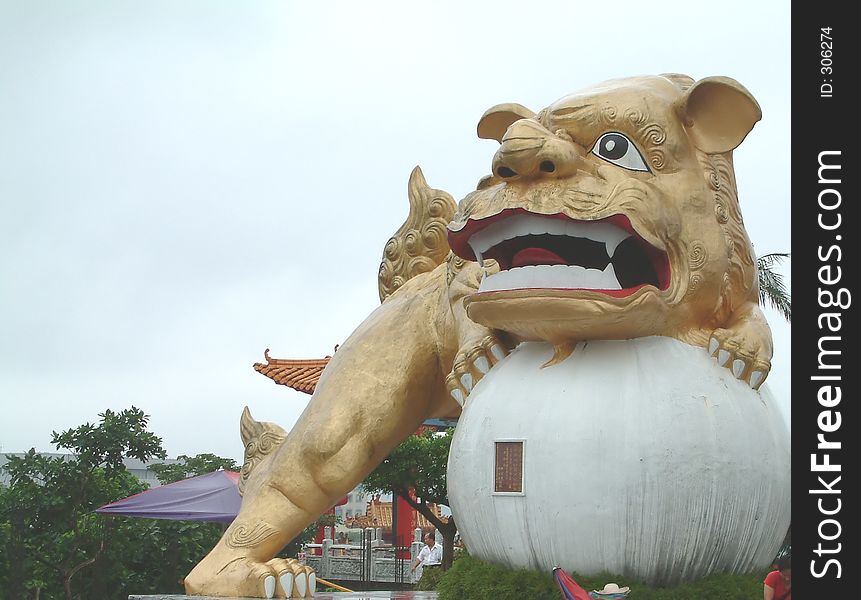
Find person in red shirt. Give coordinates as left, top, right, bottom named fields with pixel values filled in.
left=764, top=555, right=791, bottom=600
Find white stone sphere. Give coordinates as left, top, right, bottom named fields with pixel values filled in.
left=447, top=336, right=790, bottom=585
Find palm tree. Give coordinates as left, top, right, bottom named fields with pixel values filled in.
left=757, top=253, right=791, bottom=322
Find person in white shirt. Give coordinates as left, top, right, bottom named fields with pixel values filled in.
left=411, top=531, right=443, bottom=575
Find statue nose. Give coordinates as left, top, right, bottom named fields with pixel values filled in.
left=492, top=119, right=583, bottom=180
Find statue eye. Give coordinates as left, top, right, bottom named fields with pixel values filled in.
left=591, top=132, right=650, bottom=172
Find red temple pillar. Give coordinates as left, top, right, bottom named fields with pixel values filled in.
left=397, top=492, right=414, bottom=551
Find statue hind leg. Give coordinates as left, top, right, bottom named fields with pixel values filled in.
left=184, top=272, right=454, bottom=598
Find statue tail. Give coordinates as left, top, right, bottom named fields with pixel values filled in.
left=377, top=166, right=457, bottom=302
left=238, top=406, right=287, bottom=495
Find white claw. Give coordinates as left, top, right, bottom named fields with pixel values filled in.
left=490, top=344, right=507, bottom=362
left=732, top=359, right=745, bottom=378
left=750, top=371, right=764, bottom=388
left=295, top=572, right=307, bottom=598
left=474, top=356, right=490, bottom=374
left=717, top=349, right=731, bottom=366
left=308, top=572, right=316, bottom=596
left=450, top=388, right=465, bottom=406
left=280, top=573, right=294, bottom=598
left=460, top=373, right=473, bottom=392
left=708, top=337, right=719, bottom=356
left=264, top=575, right=276, bottom=599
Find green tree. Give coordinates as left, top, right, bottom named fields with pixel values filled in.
left=149, top=453, right=239, bottom=484
left=758, top=253, right=791, bottom=321
left=116, top=453, right=241, bottom=594
left=1, top=407, right=165, bottom=600
left=361, top=428, right=458, bottom=569
left=0, top=412, right=249, bottom=600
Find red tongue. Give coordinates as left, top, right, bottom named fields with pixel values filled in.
left=511, top=247, right=567, bottom=268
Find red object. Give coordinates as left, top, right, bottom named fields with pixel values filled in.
left=395, top=492, right=414, bottom=557
left=511, top=247, right=568, bottom=268
left=764, top=570, right=791, bottom=599
left=553, top=567, right=593, bottom=600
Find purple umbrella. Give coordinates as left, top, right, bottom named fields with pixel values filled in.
left=96, top=470, right=241, bottom=523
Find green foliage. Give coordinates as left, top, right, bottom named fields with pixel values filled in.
left=435, top=555, right=558, bottom=599
left=1, top=408, right=164, bottom=600
left=362, top=428, right=453, bottom=506
left=623, top=571, right=766, bottom=600
left=757, top=253, right=791, bottom=322
left=315, top=512, right=341, bottom=528
left=0, top=408, right=240, bottom=600
left=49, top=407, right=166, bottom=476
left=149, top=453, right=239, bottom=484
left=361, top=428, right=458, bottom=567
left=415, top=563, right=447, bottom=590
left=433, top=555, right=767, bottom=600
left=105, top=517, right=228, bottom=594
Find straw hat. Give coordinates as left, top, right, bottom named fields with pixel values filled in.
left=592, top=582, right=631, bottom=595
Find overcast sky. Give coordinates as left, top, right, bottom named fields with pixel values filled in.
left=0, top=1, right=790, bottom=464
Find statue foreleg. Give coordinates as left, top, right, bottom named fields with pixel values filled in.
left=185, top=271, right=452, bottom=598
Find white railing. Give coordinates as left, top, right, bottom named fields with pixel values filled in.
left=302, top=527, right=429, bottom=584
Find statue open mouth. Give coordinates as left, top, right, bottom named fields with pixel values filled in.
left=451, top=210, right=670, bottom=297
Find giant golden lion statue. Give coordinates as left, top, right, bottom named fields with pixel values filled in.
left=184, top=73, right=774, bottom=597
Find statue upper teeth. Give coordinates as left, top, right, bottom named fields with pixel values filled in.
left=468, top=213, right=632, bottom=292
left=468, top=213, right=630, bottom=259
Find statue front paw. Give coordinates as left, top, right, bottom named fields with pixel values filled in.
left=445, top=334, right=509, bottom=405
left=707, top=326, right=771, bottom=389
left=268, top=559, right=316, bottom=598
left=185, top=556, right=315, bottom=598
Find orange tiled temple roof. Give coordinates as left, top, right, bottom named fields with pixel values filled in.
left=254, top=345, right=460, bottom=421
left=253, top=348, right=333, bottom=395
left=344, top=496, right=448, bottom=531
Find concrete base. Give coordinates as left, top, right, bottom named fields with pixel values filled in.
left=130, top=593, right=438, bottom=600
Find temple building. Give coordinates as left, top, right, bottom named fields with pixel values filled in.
left=343, top=494, right=447, bottom=533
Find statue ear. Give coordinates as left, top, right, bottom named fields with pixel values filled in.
left=477, top=103, right=536, bottom=142
left=676, top=76, right=762, bottom=153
